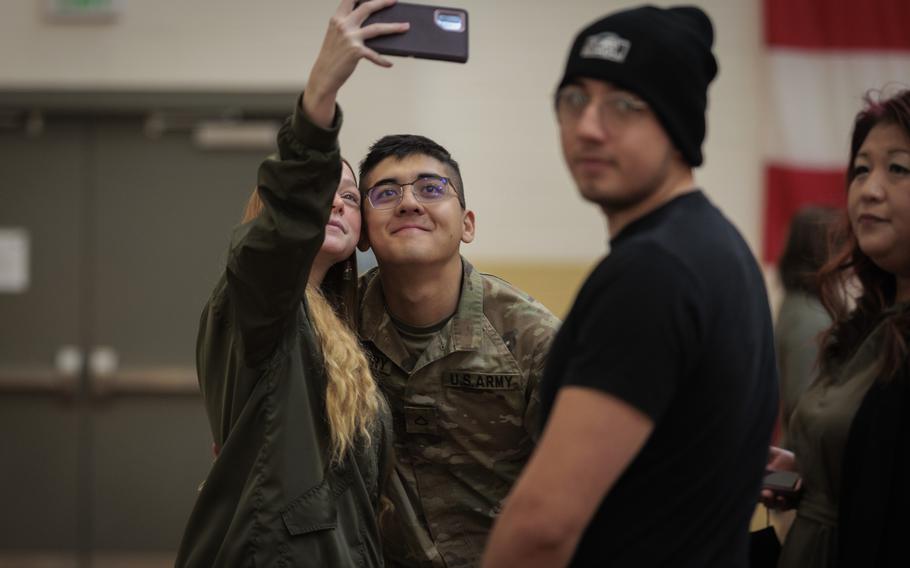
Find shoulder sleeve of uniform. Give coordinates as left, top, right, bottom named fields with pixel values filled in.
left=559, top=241, right=706, bottom=421
left=524, top=322, right=559, bottom=442
left=479, top=273, right=561, bottom=442
left=225, top=97, right=343, bottom=367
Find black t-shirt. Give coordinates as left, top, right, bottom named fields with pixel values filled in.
left=539, top=191, right=778, bottom=567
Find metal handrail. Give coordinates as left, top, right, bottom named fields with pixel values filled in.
left=0, top=366, right=199, bottom=397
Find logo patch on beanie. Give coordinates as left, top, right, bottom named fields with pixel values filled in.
left=580, top=32, right=630, bottom=63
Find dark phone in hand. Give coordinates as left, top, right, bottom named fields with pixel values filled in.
left=357, top=1, right=469, bottom=63
left=763, top=470, right=801, bottom=499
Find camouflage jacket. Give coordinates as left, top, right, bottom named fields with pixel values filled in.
left=359, top=259, right=560, bottom=568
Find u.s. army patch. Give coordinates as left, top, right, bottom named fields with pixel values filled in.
left=444, top=372, right=521, bottom=390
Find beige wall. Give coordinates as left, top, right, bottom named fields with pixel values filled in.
left=0, top=0, right=768, bottom=312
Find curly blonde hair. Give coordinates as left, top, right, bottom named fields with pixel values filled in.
left=306, top=286, right=380, bottom=462
left=242, top=182, right=380, bottom=464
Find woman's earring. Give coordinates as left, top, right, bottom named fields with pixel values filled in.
left=343, top=261, right=354, bottom=281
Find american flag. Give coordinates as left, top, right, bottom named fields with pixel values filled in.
left=762, top=0, right=910, bottom=262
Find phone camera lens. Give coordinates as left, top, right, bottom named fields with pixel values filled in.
left=434, top=10, right=465, bottom=32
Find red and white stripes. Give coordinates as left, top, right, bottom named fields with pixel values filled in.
left=761, top=0, right=910, bottom=262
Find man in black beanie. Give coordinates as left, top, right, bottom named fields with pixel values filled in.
left=483, top=5, right=778, bottom=567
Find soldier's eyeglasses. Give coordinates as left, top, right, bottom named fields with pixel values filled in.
left=555, top=86, right=649, bottom=130
left=366, top=175, right=457, bottom=210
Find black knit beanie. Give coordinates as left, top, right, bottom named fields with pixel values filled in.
left=557, top=5, right=718, bottom=167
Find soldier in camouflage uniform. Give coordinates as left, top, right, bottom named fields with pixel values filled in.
left=356, top=135, right=560, bottom=567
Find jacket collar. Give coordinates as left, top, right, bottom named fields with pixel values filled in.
left=359, top=256, right=484, bottom=370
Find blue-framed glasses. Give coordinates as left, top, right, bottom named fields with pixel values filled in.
left=366, top=175, right=457, bottom=210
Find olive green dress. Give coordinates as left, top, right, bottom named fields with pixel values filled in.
left=778, top=316, right=889, bottom=567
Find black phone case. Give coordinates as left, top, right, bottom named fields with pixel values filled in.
left=360, top=2, right=469, bottom=63
left=763, top=470, right=800, bottom=495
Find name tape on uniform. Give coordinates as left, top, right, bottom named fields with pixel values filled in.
left=444, top=372, right=521, bottom=391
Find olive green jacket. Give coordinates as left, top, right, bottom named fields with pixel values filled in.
left=176, top=102, right=389, bottom=567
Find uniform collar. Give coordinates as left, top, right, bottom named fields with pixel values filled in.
left=359, top=257, right=484, bottom=369
left=450, top=257, right=484, bottom=352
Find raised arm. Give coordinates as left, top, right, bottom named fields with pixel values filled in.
left=225, top=108, right=342, bottom=367
left=224, top=0, right=408, bottom=367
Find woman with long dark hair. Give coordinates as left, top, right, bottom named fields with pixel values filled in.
left=764, top=89, right=910, bottom=567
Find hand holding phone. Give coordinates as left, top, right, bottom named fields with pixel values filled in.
left=761, top=470, right=802, bottom=509
left=304, top=0, right=410, bottom=128
left=763, top=470, right=800, bottom=497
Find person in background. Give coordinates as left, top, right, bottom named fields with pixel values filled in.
left=176, top=1, right=407, bottom=565
left=482, top=5, right=778, bottom=567
left=765, top=88, right=910, bottom=568
left=775, top=206, right=839, bottom=446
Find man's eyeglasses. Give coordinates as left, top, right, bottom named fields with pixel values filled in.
left=366, top=175, right=457, bottom=210
left=555, top=87, right=649, bottom=129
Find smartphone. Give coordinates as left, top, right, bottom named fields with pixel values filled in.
left=762, top=470, right=801, bottom=500
left=357, top=1, right=469, bottom=63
